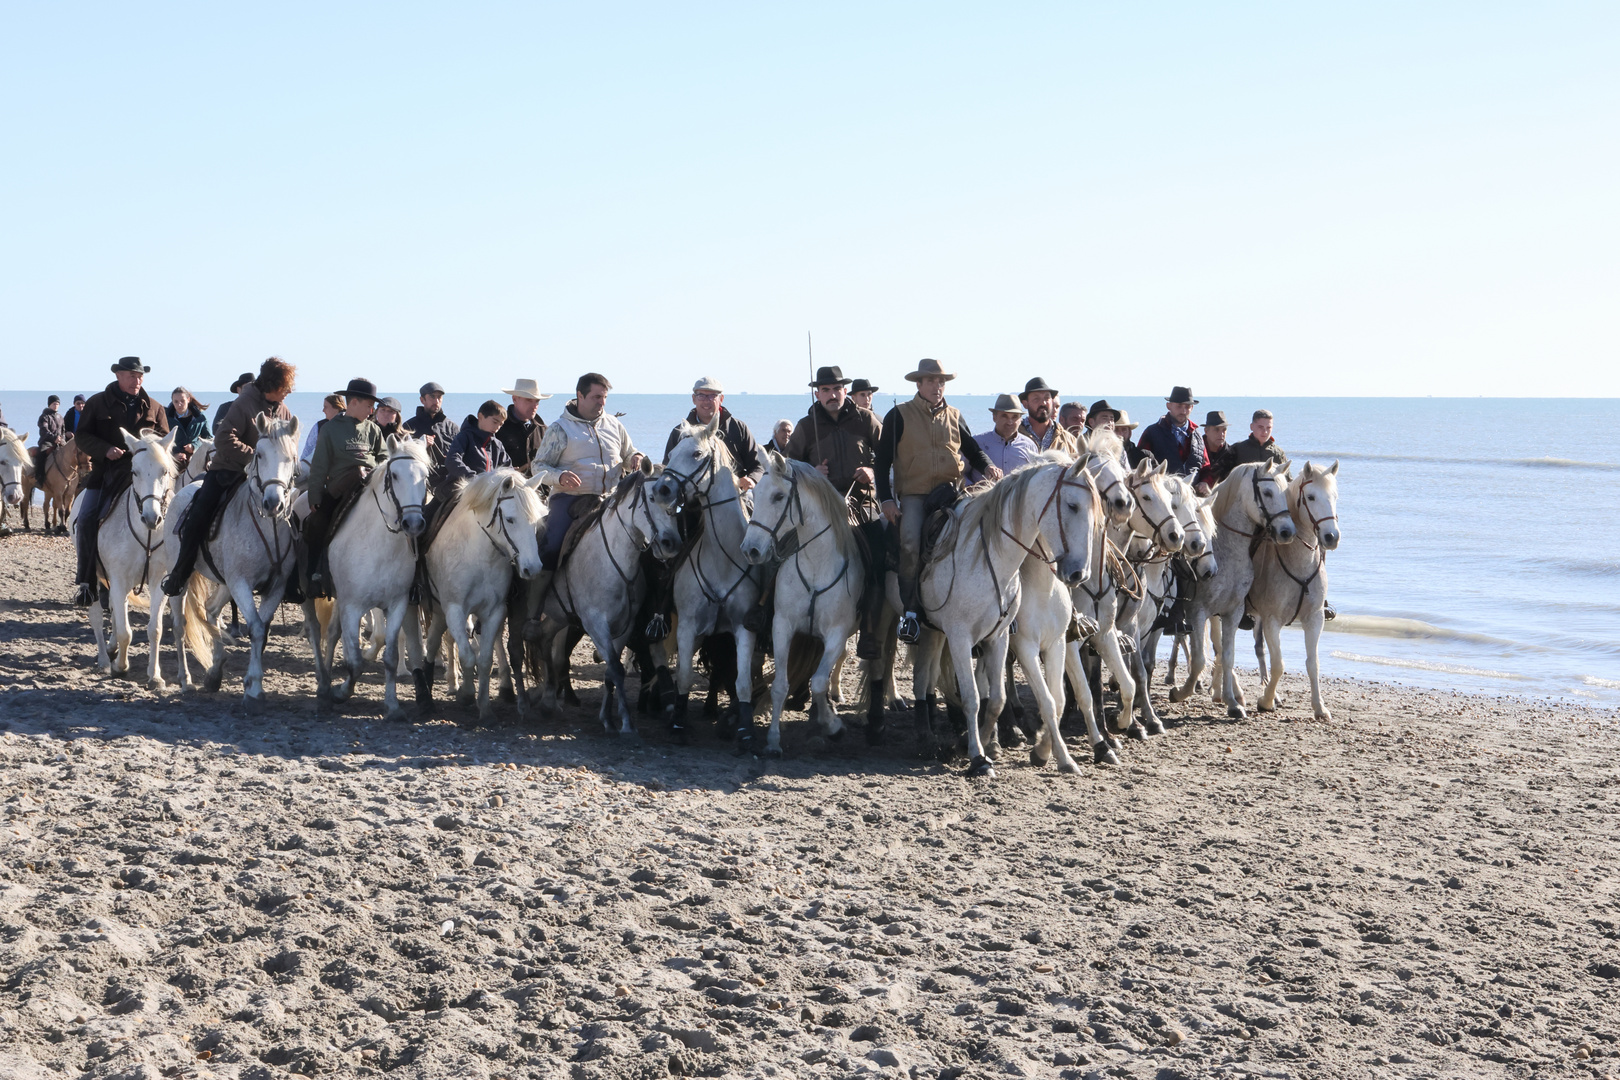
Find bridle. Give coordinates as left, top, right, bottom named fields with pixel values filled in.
left=668, top=444, right=755, bottom=607
left=1124, top=471, right=1182, bottom=554
left=479, top=492, right=528, bottom=566
left=997, top=464, right=1095, bottom=578
left=372, top=451, right=426, bottom=536
left=1293, top=475, right=1339, bottom=548
left=1264, top=473, right=1336, bottom=626
left=1082, top=454, right=1132, bottom=520
left=745, top=465, right=849, bottom=624
left=115, top=444, right=173, bottom=588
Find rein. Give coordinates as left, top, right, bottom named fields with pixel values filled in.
left=1264, top=476, right=1335, bottom=626
left=675, top=448, right=756, bottom=609
left=748, top=466, right=848, bottom=626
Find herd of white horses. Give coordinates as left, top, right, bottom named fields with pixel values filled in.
left=0, top=417, right=1342, bottom=778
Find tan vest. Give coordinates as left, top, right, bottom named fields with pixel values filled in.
left=894, top=395, right=964, bottom=497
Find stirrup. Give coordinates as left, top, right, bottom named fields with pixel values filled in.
left=1238, top=613, right=1255, bottom=631
left=897, top=612, right=921, bottom=645
left=73, top=583, right=95, bottom=608
left=644, top=613, right=669, bottom=640
left=159, top=571, right=186, bottom=598
left=1323, top=603, right=1336, bottom=621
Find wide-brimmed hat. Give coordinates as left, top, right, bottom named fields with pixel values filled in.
left=692, top=376, right=724, bottom=394
left=111, top=356, right=149, bottom=374
left=338, top=378, right=378, bottom=402
left=1166, top=385, right=1198, bottom=405
left=1019, top=376, right=1058, bottom=400
left=989, top=393, right=1025, bottom=416
left=809, top=365, right=851, bottom=388
left=378, top=396, right=404, bottom=413
left=229, top=372, right=255, bottom=393
left=500, top=378, right=551, bottom=401
left=850, top=378, right=879, bottom=394
left=904, top=358, right=955, bottom=383
left=1086, top=399, right=1119, bottom=423
left=1113, top=408, right=1137, bottom=431
left=419, top=381, right=445, bottom=396
left=1204, top=410, right=1228, bottom=429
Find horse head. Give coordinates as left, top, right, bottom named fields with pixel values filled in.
left=654, top=412, right=728, bottom=508
left=1078, top=431, right=1133, bottom=523
left=251, top=415, right=301, bottom=519
left=123, top=427, right=178, bottom=530
left=0, top=430, right=26, bottom=507
left=381, top=435, right=430, bottom=537
left=1252, top=461, right=1296, bottom=544
left=477, top=471, right=547, bottom=579
left=1164, top=475, right=1208, bottom=560
left=1294, top=461, right=1340, bottom=551
left=741, top=447, right=795, bottom=565
left=1125, top=459, right=1185, bottom=552
left=632, top=459, right=683, bottom=559
left=1047, top=460, right=1099, bottom=588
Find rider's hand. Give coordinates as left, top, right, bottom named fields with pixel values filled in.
left=627, top=453, right=644, bottom=471
left=853, top=466, right=874, bottom=486
left=423, top=434, right=435, bottom=446
left=817, top=458, right=830, bottom=477
left=558, top=471, right=582, bottom=491
left=1194, top=482, right=1211, bottom=496
left=737, top=476, right=756, bottom=492
left=105, top=447, right=125, bottom=461
left=983, top=464, right=1003, bottom=482
left=881, top=500, right=900, bottom=526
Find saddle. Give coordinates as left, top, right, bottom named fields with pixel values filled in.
left=202, top=474, right=247, bottom=544
left=95, top=473, right=133, bottom=528
left=416, top=487, right=462, bottom=557
left=917, top=481, right=964, bottom=573
left=318, top=483, right=370, bottom=545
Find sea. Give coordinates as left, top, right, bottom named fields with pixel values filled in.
left=15, top=390, right=1619, bottom=710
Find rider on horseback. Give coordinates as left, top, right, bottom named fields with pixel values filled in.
left=161, top=357, right=296, bottom=598
left=73, top=357, right=169, bottom=607
left=33, top=396, right=63, bottom=486
left=301, top=378, right=388, bottom=597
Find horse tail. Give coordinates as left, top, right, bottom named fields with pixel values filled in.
left=128, top=591, right=151, bottom=614
left=183, top=575, right=218, bottom=656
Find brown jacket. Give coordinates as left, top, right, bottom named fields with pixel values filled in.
left=211, top=382, right=292, bottom=474
left=74, top=382, right=168, bottom=490
left=785, top=399, right=882, bottom=511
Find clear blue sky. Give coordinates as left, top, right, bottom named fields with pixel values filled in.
left=2, top=3, right=1615, bottom=397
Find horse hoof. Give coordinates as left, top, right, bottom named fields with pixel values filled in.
left=669, top=723, right=689, bottom=745
left=865, top=723, right=884, bottom=747
left=826, top=726, right=844, bottom=743
left=203, top=676, right=223, bottom=693
left=764, top=746, right=783, bottom=760
left=147, top=678, right=166, bottom=692
left=456, top=693, right=476, bottom=708
left=1144, top=718, right=1165, bottom=736
left=1057, top=760, right=1081, bottom=775
left=1028, top=748, right=1050, bottom=767
left=389, top=707, right=413, bottom=724
left=1127, top=724, right=1148, bottom=742
left=1093, top=744, right=1119, bottom=766
left=965, top=756, right=995, bottom=779
left=1167, top=688, right=1185, bottom=704
left=1315, top=709, right=1332, bottom=721
left=241, top=694, right=265, bottom=715
left=1228, top=705, right=1247, bottom=720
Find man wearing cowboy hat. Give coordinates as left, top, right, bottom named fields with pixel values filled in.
left=302, top=377, right=389, bottom=595
left=662, top=376, right=763, bottom=490
left=1114, top=408, right=1147, bottom=468
left=213, top=372, right=257, bottom=438
left=1135, top=386, right=1209, bottom=480
left=849, top=378, right=880, bottom=413
left=969, top=394, right=1039, bottom=485
left=875, top=359, right=1000, bottom=644
left=1017, top=376, right=1077, bottom=457
left=1195, top=409, right=1231, bottom=491
left=162, top=357, right=298, bottom=598
left=71, top=357, right=169, bottom=606
left=497, top=377, right=551, bottom=476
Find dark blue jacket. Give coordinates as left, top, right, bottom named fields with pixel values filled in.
left=441, top=415, right=511, bottom=497
left=1136, top=415, right=1207, bottom=478
left=165, top=404, right=211, bottom=452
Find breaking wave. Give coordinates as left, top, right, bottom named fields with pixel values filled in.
left=1294, top=450, right=1620, bottom=473
left=1324, top=615, right=1544, bottom=652
left=1329, top=651, right=1529, bottom=680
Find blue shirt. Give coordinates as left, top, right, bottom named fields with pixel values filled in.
left=968, top=429, right=1040, bottom=485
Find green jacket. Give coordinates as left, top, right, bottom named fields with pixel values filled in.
left=308, top=414, right=387, bottom=501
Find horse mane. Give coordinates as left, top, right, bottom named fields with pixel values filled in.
left=461, top=467, right=541, bottom=520
left=1087, top=429, right=1123, bottom=462
left=0, top=428, right=25, bottom=455
left=941, top=460, right=1057, bottom=553
left=1212, top=462, right=1265, bottom=520
left=675, top=421, right=735, bottom=474
left=132, top=431, right=177, bottom=478
left=781, top=459, right=859, bottom=566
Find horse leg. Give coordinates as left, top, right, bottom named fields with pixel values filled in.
left=949, top=634, right=992, bottom=778
left=1094, top=628, right=1140, bottom=739
left=169, top=594, right=192, bottom=691
left=978, top=632, right=1009, bottom=761
left=761, top=615, right=794, bottom=758
left=808, top=628, right=850, bottom=743
left=731, top=624, right=755, bottom=746
left=379, top=599, right=411, bottom=723
left=1030, top=638, right=1081, bottom=773
left=446, top=607, right=478, bottom=707
left=468, top=606, right=501, bottom=725
left=1303, top=608, right=1330, bottom=720
left=1219, top=613, right=1246, bottom=720
left=1169, top=610, right=1206, bottom=704
left=90, top=587, right=112, bottom=675
left=332, top=603, right=365, bottom=703
left=669, top=621, right=699, bottom=741
left=146, top=578, right=167, bottom=691
left=909, top=629, right=944, bottom=760
left=225, top=578, right=269, bottom=707
left=1129, top=634, right=1164, bottom=736
left=107, top=579, right=134, bottom=678
left=1064, top=641, right=1115, bottom=765
left=1258, top=616, right=1285, bottom=713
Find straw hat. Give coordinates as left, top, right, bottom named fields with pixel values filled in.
left=501, top=378, right=552, bottom=401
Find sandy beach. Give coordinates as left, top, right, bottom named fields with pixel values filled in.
left=3, top=528, right=1619, bottom=1080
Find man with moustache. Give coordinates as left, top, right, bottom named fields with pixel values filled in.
left=1017, top=376, right=1078, bottom=457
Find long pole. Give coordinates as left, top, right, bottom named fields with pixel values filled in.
left=808, top=331, right=821, bottom=468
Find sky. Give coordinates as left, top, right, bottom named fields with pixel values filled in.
left=2, top=2, right=1616, bottom=398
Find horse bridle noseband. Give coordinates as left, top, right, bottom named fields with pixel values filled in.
left=1124, top=471, right=1182, bottom=553
left=373, top=452, right=426, bottom=535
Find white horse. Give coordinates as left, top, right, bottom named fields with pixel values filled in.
left=738, top=450, right=872, bottom=757
left=0, top=428, right=27, bottom=530
left=1116, top=471, right=1209, bottom=733
left=1168, top=461, right=1296, bottom=717
left=530, top=461, right=684, bottom=734
left=306, top=438, right=430, bottom=720
left=166, top=416, right=301, bottom=704
left=1248, top=461, right=1341, bottom=718
left=1142, top=474, right=1219, bottom=691
left=905, top=457, right=1096, bottom=777
left=419, top=468, right=547, bottom=722
left=79, top=429, right=178, bottom=683
left=651, top=417, right=763, bottom=742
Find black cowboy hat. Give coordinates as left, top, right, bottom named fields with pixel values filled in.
left=1204, top=410, right=1228, bottom=428
left=1019, top=376, right=1058, bottom=400
left=849, top=378, right=879, bottom=394
left=111, top=356, right=150, bottom=374
left=1166, top=385, right=1198, bottom=405
left=809, top=365, right=852, bottom=388
left=338, top=377, right=379, bottom=402
left=229, top=372, right=255, bottom=393
left=1086, top=399, right=1119, bottom=423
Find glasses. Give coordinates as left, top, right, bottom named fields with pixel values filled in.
left=693, top=392, right=721, bottom=401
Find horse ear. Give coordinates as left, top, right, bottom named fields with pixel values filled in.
left=121, top=428, right=141, bottom=454
left=160, top=428, right=178, bottom=449
left=705, top=412, right=721, bottom=437
left=501, top=474, right=516, bottom=492
left=525, top=471, right=546, bottom=489
left=254, top=414, right=268, bottom=436
left=288, top=415, right=301, bottom=441
left=1328, top=459, right=1339, bottom=476
left=640, top=456, right=655, bottom=476
left=1153, top=459, right=1168, bottom=476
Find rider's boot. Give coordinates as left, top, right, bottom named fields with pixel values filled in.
left=522, top=570, right=553, bottom=639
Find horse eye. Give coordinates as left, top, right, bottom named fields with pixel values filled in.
left=1066, top=502, right=1079, bottom=513
left=772, top=493, right=784, bottom=502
